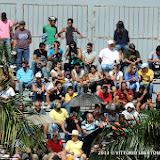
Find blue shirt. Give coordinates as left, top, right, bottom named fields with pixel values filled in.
left=125, top=71, right=138, bottom=85
left=114, top=30, right=129, bottom=45
left=106, top=113, right=119, bottom=125
left=17, top=68, right=33, bottom=83
left=48, top=48, right=63, bottom=58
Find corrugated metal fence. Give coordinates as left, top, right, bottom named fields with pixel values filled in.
left=1, top=1, right=160, bottom=67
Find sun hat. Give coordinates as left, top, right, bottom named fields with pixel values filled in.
left=125, top=102, right=135, bottom=110
left=69, top=130, right=81, bottom=136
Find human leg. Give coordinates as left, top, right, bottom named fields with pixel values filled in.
left=41, top=66, right=48, bottom=78
left=62, top=102, right=70, bottom=114
left=89, top=81, right=97, bottom=93
left=136, top=102, right=141, bottom=113
left=23, top=49, right=29, bottom=62
left=32, top=60, right=37, bottom=75
left=16, top=48, right=23, bottom=70
left=18, top=80, right=24, bottom=93
left=148, top=62, right=153, bottom=70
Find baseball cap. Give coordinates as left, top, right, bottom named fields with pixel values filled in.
left=108, top=40, right=114, bottom=45
left=53, top=101, right=61, bottom=109
left=35, top=72, right=42, bottom=78
left=19, top=21, right=26, bottom=25
left=129, top=43, right=135, bottom=51
left=141, top=63, right=148, bottom=69
left=110, top=104, right=116, bottom=111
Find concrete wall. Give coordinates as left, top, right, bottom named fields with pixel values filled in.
left=1, top=0, right=160, bottom=69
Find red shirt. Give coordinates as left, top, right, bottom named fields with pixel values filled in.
left=115, top=89, right=133, bottom=103
left=46, top=139, right=63, bottom=153
left=98, top=92, right=112, bottom=102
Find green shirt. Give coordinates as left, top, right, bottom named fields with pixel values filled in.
left=124, top=50, right=140, bottom=60
left=43, top=25, right=57, bottom=44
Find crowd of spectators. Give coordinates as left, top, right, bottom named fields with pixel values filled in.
left=1, top=11, right=160, bottom=160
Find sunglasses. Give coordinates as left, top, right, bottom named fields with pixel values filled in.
left=53, top=135, right=58, bottom=137
left=132, top=68, right=137, bottom=70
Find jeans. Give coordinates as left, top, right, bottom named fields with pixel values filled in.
left=115, top=83, right=121, bottom=89
left=16, top=48, right=29, bottom=70
left=33, top=92, right=45, bottom=102
left=115, top=44, right=128, bottom=51
left=32, top=60, right=48, bottom=78
left=73, top=81, right=83, bottom=95
left=149, top=62, right=153, bottom=70
left=0, top=38, right=12, bottom=64
left=101, top=63, right=114, bottom=72
left=46, top=44, right=54, bottom=53
left=62, top=101, right=70, bottom=115
left=126, top=82, right=139, bottom=92
left=18, top=80, right=33, bottom=93
left=89, top=81, right=97, bottom=93
left=140, top=82, right=153, bottom=97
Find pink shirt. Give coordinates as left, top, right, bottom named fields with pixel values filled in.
left=0, top=19, right=13, bottom=39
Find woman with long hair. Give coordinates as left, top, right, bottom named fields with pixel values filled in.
left=114, top=21, right=130, bottom=59
left=125, top=64, right=139, bottom=92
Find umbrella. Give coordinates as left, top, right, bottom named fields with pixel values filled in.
left=27, top=115, right=57, bottom=125
left=66, top=93, right=104, bottom=107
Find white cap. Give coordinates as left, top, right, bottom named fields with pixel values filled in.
left=141, top=63, right=148, bottom=69
left=108, top=40, right=114, bottom=45
left=110, top=104, right=116, bottom=110
left=35, top=72, right=42, bottom=78
left=125, top=102, right=135, bottom=110
left=69, top=130, right=81, bottom=136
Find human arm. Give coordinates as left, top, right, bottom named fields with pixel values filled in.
left=88, top=73, right=93, bottom=83
left=74, top=119, right=82, bottom=133
left=148, top=58, right=160, bottom=63
left=98, top=57, right=102, bottom=64
left=48, top=42, right=59, bottom=61
left=61, top=121, right=70, bottom=134
left=106, top=115, right=112, bottom=127
left=58, top=27, right=66, bottom=39
left=123, top=90, right=133, bottom=102
left=83, top=129, right=90, bottom=135
left=115, top=95, right=127, bottom=105
left=75, top=27, right=82, bottom=38
left=33, top=54, right=46, bottom=67
left=71, top=70, right=82, bottom=82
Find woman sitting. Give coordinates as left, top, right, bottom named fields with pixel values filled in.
left=88, top=65, right=103, bottom=93
left=109, top=64, right=123, bottom=89
left=106, top=104, right=119, bottom=127
left=125, top=64, right=139, bottom=92
left=32, top=72, right=45, bottom=108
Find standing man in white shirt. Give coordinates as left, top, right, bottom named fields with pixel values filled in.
left=99, top=40, right=120, bottom=72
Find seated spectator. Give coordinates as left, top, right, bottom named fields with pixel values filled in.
left=106, top=104, right=119, bottom=127
left=49, top=101, right=69, bottom=131
left=32, top=101, right=48, bottom=138
left=96, top=72, right=116, bottom=95
left=16, top=60, right=33, bottom=93
left=70, top=106, right=82, bottom=121
left=88, top=65, right=103, bottom=93
left=125, top=64, right=139, bottom=92
left=109, top=64, right=123, bottom=89
left=114, top=21, right=129, bottom=59
left=46, top=131, right=66, bottom=160
left=98, top=39, right=120, bottom=72
left=122, top=102, right=140, bottom=125
left=98, top=86, right=112, bottom=112
left=32, top=72, right=45, bottom=108
left=32, top=42, right=48, bottom=81
left=148, top=45, right=160, bottom=70
left=63, top=86, right=77, bottom=114
left=47, top=41, right=63, bottom=72
left=123, top=43, right=141, bottom=70
left=156, top=92, right=160, bottom=109
left=138, top=63, right=154, bottom=97
left=50, top=61, right=64, bottom=80
left=65, top=130, right=87, bottom=160
left=136, top=85, right=153, bottom=113
left=115, top=82, right=133, bottom=109
left=99, top=113, right=108, bottom=126
left=62, top=71, right=72, bottom=94
left=81, top=113, right=103, bottom=136
left=82, top=42, right=96, bottom=74
left=61, top=111, right=81, bottom=141
left=46, top=81, right=65, bottom=109
left=93, top=105, right=101, bottom=120
left=71, top=63, right=87, bottom=94
left=0, top=65, right=15, bottom=90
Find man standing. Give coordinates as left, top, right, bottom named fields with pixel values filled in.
left=58, top=18, right=82, bottom=45
left=32, top=42, right=48, bottom=80
left=82, top=42, right=96, bottom=74
left=138, top=63, right=154, bottom=97
left=16, top=60, right=33, bottom=93
left=13, top=21, right=32, bottom=70
left=0, top=12, right=13, bottom=64
left=99, top=40, right=120, bottom=72
left=43, top=16, right=58, bottom=52
left=148, top=45, right=160, bottom=70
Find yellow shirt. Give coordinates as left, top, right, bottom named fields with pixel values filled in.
left=65, top=93, right=77, bottom=101
left=49, top=108, right=69, bottom=123
left=138, top=69, right=154, bottom=85
left=65, top=140, right=83, bottom=156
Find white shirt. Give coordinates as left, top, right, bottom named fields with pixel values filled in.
left=99, top=48, right=119, bottom=65
left=47, top=82, right=54, bottom=90
left=109, top=71, right=123, bottom=81
left=0, top=87, right=15, bottom=98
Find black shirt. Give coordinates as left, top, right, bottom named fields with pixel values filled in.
left=97, top=79, right=115, bottom=90
left=34, top=49, right=48, bottom=64
left=136, top=92, right=151, bottom=104
left=66, top=117, right=81, bottom=133
left=50, top=89, right=65, bottom=101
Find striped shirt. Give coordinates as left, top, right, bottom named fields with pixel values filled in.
left=81, top=120, right=99, bottom=133
left=17, top=68, right=33, bottom=83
